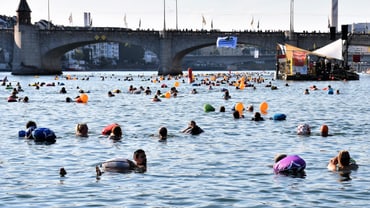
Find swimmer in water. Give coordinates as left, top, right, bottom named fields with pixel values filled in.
left=182, top=120, right=204, bottom=135
left=75, top=123, right=89, bottom=137
left=327, top=150, right=358, bottom=172
left=96, top=149, right=147, bottom=176
left=252, top=112, right=264, bottom=121
left=108, top=125, right=122, bottom=140
left=158, top=126, right=168, bottom=141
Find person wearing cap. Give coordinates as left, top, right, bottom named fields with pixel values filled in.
left=297, top=123, right=311, bottom=135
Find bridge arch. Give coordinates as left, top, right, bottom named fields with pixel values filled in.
left=170, top=32, right=285, bottom=72
left=39, top=29, right=160, bottom=71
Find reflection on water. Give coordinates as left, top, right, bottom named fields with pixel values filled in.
left=338, top=171, right=352, bottom=182
left=0, top=71, right=369, bottom=207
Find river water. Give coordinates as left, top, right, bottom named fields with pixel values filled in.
left=0, top=71, right=369, bottom=207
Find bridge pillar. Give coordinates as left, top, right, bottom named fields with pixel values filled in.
left=158, top=34, right=182, bottom=75
left=12, top=24, right=43, bottom=75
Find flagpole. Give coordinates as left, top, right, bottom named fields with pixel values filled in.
left=290, top=0, right=294, bottom=33
left=175, top=0, right=178, bottom=30
left=48, top=0, right=50, bottom=29
left=163, top=0, right=166, bottom=31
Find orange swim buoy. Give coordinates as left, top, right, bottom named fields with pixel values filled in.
left=320, top=124, right=329, bottom=137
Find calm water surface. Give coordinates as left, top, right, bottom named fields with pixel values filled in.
left=0, top=71, right=369, bottom=208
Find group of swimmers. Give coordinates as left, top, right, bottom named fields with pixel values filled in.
left=304, top=84, right=340, bottom=95
left=273, top=150, right=358, bottom=177
left=273, top=122, right=359, bottom=176
left=4, top=82, right=29, bottom=102
left=19, top=119, right=204, bottom=176
left=7, top=72, right=358, bottom=179
left=23, top=116, right=354, bottom=177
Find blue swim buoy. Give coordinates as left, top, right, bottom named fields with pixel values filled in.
left=32, top=127, right=56, bottom=144
left=18, top=130, right=26, bottom=137
left=272, top=113, right=286, bottom=121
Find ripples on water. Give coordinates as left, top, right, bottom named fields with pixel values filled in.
left=0, top=71, right=369, bottom=207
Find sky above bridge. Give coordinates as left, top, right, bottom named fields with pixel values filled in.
left=1, top=0, right=368, bottom=32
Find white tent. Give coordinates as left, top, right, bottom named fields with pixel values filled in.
left=311, top=39, right=344, bottom=60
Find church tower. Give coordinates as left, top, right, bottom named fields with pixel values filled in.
left=16, top=0, right=32, bottom=25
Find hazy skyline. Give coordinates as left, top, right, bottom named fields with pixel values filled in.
left=1, top=0, right=368, bottom=32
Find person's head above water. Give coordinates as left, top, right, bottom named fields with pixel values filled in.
left=158, top=126, right=168, bottom=140
left=76, top=123, right=89, bottom=137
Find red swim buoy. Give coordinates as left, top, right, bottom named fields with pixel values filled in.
left=188, top=68, right=193, bottom=84
left=102, top=123, right=119, bottom=135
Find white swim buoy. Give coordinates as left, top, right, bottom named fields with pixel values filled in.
left=101, top=158, right=134, bottom=173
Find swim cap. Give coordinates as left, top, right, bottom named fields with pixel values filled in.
left=297, top=124, right=311, bottom=135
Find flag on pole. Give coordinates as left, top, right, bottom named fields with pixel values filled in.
left=124, top=13, right=128, bottom=28
left=250, top=17, right=254, bottom=27
left=202, top=15, right=206, bottom=26
left=69, top=13, right=73, bottom=24
left=139, top=19, right=141, bottom=28
left=211, top=19, right=213, bottom=30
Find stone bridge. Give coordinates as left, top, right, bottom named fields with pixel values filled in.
left=2, top=25, right=369, bottom=75
left=2, top=0, right=370, bottom=75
